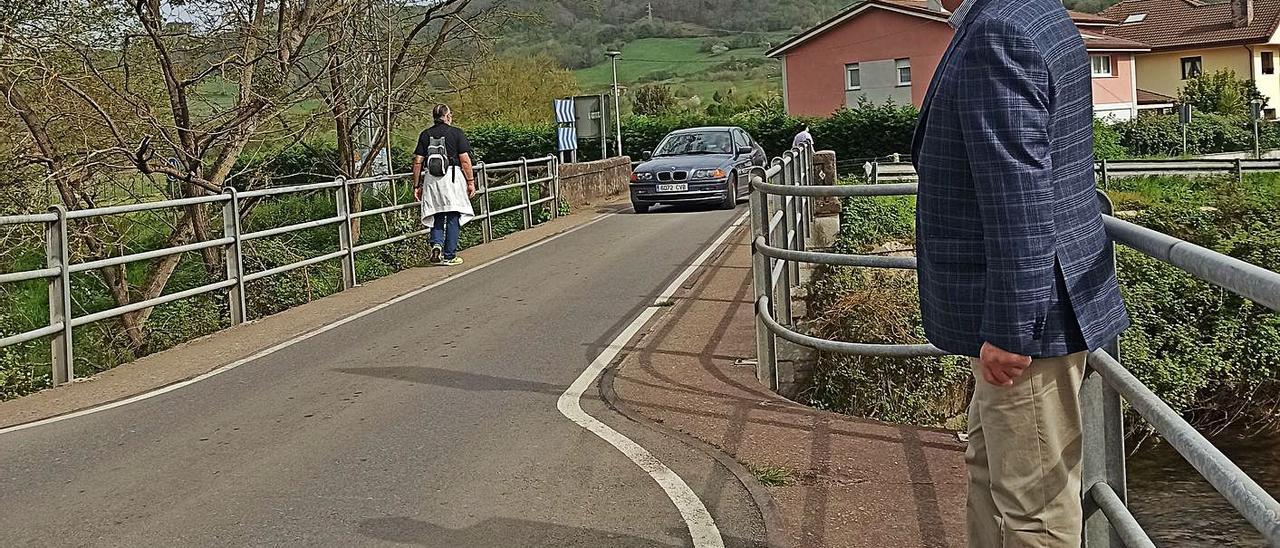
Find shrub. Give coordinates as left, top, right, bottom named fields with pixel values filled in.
left=806, top=193, right=970, bottom=425
left=1178, top=69, right=1267, bottom=117
left=808, top=173, right=1280, bottom=433
left=1093, top=118, right=1127, bottom=160
left=1113, top=113, right=1260, bottom=157
left=633, top=85, right=679, bottom=116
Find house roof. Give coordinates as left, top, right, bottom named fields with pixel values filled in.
left=766, top=0, right=1126, bottom=58
left=1081, top=31, right=1153, bottom=51
left=1100, top=0, right=1280, bottom=51
left=1136, top=87, right=1178, bottom=104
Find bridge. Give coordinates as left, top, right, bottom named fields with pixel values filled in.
left=0, top=148, right=1278, bottom=547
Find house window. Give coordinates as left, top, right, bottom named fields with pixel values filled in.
left=1090, top=55, right=1113, bottom=77
left=895, top=58, right=911, bottom=86
left=846, top=63, right=861, bottom=90
left=1181, top=56, right=1203, bottom=79
left=1264, top=52, right=1275, bottom=75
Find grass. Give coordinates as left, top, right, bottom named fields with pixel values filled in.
left=573, top=37, right=782, bottom=101
left=748, top=464, right=796, bottom=487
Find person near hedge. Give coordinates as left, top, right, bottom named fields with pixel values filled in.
left=792, top=125, right=813, bottom=149
left=913, top=0, right=1130, bottom=545
left=414, top=104, right=476, bottom=266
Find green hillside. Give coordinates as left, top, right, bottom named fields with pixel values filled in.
left=572, top=38, right=782, bottom=100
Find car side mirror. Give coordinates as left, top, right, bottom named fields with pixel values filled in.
left=737, top=146, right=753, bottom=156
left=642, top=150, right=652, bottom=160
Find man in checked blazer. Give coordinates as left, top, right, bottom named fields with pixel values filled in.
left=913, top=0, right=1130, bottom=545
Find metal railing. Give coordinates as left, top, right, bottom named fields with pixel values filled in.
left=867, top=157, right=1280, bottom=183
left=749, top=145, right=1280, bottom=546
left=0, top=156, right=559, bottom=387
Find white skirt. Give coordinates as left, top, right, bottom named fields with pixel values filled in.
left=420, top=167, right=475, bottom=229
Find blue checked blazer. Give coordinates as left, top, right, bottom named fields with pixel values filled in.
left=912, top=0, right=1129, bottom=358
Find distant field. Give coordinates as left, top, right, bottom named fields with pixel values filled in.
left=573, top=37, right=783, bottom=102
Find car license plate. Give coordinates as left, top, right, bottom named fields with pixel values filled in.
left=656, top=183, right=687, bottom=192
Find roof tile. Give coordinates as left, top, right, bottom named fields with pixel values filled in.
left=1101, top=0, right=1280, bottom=50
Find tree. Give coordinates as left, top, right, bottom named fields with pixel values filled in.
left=312, top=0, right=509, bottom=239
left=1, top=0, right=346, bottom=347
left=632, top=84, right=678, bottom=116
left=449, top=53, right=580, bottom=125
left=1179, top=69, right=1268, bottom=117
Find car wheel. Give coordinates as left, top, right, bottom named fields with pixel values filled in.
left=633, top=202, right=650, bottom=214
left=720, top=176, right=738, bottom=210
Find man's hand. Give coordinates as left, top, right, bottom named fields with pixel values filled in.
left=466, top=180, right=476, bottom=199
left=414, top=183, right=422, bottom=202
left=979, top=342, right=1032, bottom=386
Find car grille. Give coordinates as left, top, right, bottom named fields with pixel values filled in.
left=656, top=171, right=688, bottom=182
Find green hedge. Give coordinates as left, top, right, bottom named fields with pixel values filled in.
left=1108, top=113, right=1280, bottom=158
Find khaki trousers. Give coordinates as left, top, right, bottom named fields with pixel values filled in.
left=966, top=352, right=1087, bottom=548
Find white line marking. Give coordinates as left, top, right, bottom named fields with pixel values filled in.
left=1, top=213, right=618, bottom=436
left=557, top=212, right=748, bottom=548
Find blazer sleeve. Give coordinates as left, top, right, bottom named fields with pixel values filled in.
left=955, top=20, right=1058, bottom=356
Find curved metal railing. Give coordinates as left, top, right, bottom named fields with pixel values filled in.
left=749, top=144, right=1280, bottom=547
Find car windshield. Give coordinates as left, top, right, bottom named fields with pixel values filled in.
left=653, top=131, right=734, bottom=156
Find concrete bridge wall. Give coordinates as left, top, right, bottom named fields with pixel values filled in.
left=558, top=156, right=632, bottom=208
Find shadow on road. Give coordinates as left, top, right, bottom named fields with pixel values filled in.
left=334, top=366, right=563, bottom=395
left=357, top=516, right=686, bottom=547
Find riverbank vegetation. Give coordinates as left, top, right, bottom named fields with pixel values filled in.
left=806, top=173, right=1280, bottom=434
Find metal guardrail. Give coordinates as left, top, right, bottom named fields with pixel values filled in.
left=866, top=157, right=1280, bottom=183
left=0, top=156, right=559, bottom=387
left=749, top=146, right=1280, bottom=546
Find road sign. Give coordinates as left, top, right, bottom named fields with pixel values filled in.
left=571, top=94, right=606, bottom=140
left=1251, top=99, right=1263, bottom=121
left=554, top=99, right=575, bottom=124
left=1179, top=104, right=1192, bottom=125
left=558, top=126, right=578, bottom=152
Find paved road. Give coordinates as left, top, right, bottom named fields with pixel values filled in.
left=0, top=205, right=766, bottom=547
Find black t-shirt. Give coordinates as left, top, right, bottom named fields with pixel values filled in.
left=414, top=122, right=472, bottom=166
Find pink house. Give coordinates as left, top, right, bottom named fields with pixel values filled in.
left=766, top=0, right=1152, bottom=121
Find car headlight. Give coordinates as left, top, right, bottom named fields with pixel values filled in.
left=634, top=171, right=655, bottom=181
left=693, top=168, right=726, bottom=179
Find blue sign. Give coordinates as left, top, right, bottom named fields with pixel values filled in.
left=558, top=126, right=578, bottom=151
left=554, top=99, right=575, bottom=124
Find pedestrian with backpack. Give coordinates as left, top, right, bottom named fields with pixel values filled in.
left=414, top=104, right=477, bottom=266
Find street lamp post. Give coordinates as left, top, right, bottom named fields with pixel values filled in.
left=606, top=50, right=624, bottom=158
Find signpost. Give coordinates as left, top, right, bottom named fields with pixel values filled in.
left=1179, top=104, right=1192, bottom=157
left=1251, top=99, right=1263, bottom=159
left=554, top=98, right=578, bottom=163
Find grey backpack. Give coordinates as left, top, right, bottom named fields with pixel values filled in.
left=426, top=136, right=450, bottom=177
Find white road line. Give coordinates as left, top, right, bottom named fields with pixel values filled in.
left=1, top=213, right=617, bottom=436
left=557, top=212, right=749, bottom=548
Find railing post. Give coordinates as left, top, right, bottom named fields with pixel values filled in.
left=784, top=151, right=801, bottom=287
left=1082, top=190, right=1126, bottom=548
left=520, top=157, right=532, bottom=229
left=1100, top=159, right=1110, bottom=190
left=749, top=175, right=778, bottom=390
left=477, top=163, right=492, bottom=244
left=1234, top=157, right=1244, bottom=184
left=550, top=156, right=560, bottom=220
left=777, top=156, right=794, bottom=327
left=46, top=204, right=73, bottom=386
left=335, top=176, right=356, bottom=290
left=222, top=189, right=246, bottom=326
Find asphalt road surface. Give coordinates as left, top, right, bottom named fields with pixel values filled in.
left=0, top=204, right=767, bottom=547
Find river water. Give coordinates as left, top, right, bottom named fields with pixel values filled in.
left=1127, top=430, right=1278, bottom=546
